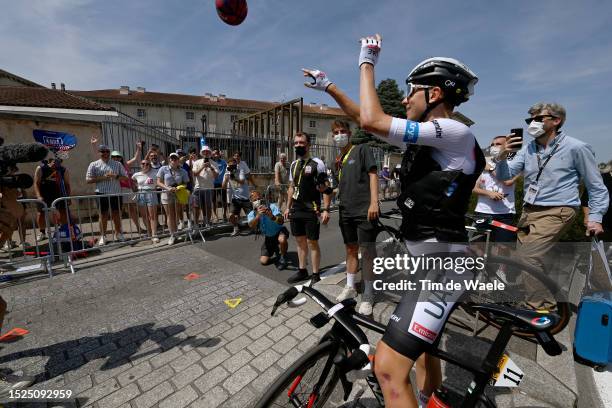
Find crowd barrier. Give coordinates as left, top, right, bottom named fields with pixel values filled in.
left=0, top=199, right=54, bottom=280
left=1, top=180, right=396, bottom=280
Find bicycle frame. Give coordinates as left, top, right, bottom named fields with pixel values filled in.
left=273, top=282, right=549, bottom=408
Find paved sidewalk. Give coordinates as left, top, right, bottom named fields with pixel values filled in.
left=0, top=245, right=332, bottom=408
left=0, top=242, right=591, bottom=408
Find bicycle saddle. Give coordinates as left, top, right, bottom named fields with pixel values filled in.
left=471, top=304, right=559, bottom=332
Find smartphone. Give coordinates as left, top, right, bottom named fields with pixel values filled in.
left=508, top=128, right=523, bottom=158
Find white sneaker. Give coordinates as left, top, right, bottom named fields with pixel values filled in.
left=177, top=221, right=184, bottom=230
left=336, top=286, right=358, bottom=303
left=230, top=227, right=240, bottom=237
left=116, top=233, right=126, bottom=242
left=36, top=232, right=47, bottom=241
left=187, top=220, right=193, bottom=230
left=168, top=235, right=176, bottom=246
left=152, top=236, right=160, bottom=244
left=358, top=301, right=373, bottom=316
left=98, top=236, right=107, bottom=246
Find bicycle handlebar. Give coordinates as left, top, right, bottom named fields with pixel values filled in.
left=271, top=281, right=372, bottom=373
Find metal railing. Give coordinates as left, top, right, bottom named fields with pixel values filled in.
left=0, top=199, right=54, bottom=280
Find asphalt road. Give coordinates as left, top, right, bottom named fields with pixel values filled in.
left=198, top=202, right=402, bottom=286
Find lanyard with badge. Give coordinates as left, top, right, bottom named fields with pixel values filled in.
left=338, top=145, right=355, bottom=182
left=292, top=158, right=312, bottom=200
left=524, top=135, right=564, bottom=204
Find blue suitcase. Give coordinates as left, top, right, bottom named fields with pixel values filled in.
left=573, top=291, right=612, bottom=368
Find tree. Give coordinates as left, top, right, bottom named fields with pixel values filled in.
left=352, top=79, right=405, bottom=151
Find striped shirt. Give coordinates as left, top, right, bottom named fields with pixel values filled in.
left=86, top=159, right=127, bottom=194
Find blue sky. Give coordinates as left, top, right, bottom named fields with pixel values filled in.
left=2, top=0, right=612, bottom=160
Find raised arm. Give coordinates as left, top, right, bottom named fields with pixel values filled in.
left=302, top=68, right=360, bottom=123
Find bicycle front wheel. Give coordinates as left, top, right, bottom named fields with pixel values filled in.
left=253, top=339, right=345, bottom=408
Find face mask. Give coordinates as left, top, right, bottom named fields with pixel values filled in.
left=527, top=121, right=545, bottom=137
left=489, top=146, right=501, bottom=156
left=295, top=146, right=307, bottom=157
left=333, top=133, right=349, bottom=148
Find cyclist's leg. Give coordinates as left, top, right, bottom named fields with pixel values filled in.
left=374, top=340, right=419, bottom=408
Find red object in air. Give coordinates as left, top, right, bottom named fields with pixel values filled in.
left=215, top=0, right=248, bottom=26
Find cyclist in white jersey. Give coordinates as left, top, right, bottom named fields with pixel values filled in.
left=303, top=34, right=482, bottom=408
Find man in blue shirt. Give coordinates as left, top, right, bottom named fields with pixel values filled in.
left=247, top=191, right=289, bottom=269
left=495, top=102, right=609, bottom=270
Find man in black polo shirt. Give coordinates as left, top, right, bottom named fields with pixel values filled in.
left=332, top=120, right=380, bottom=315
left=284, top=132, right=332, bottom=283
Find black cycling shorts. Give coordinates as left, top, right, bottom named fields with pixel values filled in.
left=339, top=214, right=378, bottom=245
left=290, top=211, right=320, bottom=241
left=380, top=245, right=472, bottom=360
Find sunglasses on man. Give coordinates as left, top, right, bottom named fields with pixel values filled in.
left=524, top=115, right=557, bottom=125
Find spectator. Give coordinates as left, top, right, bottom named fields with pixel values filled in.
left=330, top=120, right=379, bottom=316
left=157, top=152, right=190, bottom=245
left=176, top=149, right=193, bottom=231
left=379, top=165, right=391, bottom=200
left=473, top=136, right=519, bottom=244
left=192, top=146, right=219, bottom=226
left=86, top=144, right=128, bottom=245
left=495, top=102, right=609, bottom=272
left=150, top=143, right=166, bottom=166
left=146, top=149, right=163, bottom=170
left=111, top=150, right=144, bottom=235
left=247, top=190, right=289, bottom=269
left=222, top=158, right=251, bottom=237
left=274, top=153, right=289, bottom=210
left=132, top=160, right=160, bottom=243
left=212, top=149, right=228, bottom=222
left=284, top=132, right=332, bottom=283
left=33, top=157, right=71, bottom=240
left=233, top=151, right=256, bottom=187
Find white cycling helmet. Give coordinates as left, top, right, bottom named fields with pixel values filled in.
left=407, top=57, right=478, bottom=105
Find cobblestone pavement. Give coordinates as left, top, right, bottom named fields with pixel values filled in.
left=1, top=245, right=372, bottom=408
left=0, top=242, right=588, bottom=408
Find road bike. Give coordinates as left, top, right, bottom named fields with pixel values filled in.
left=254, top=281, right=563, bottom=407
left=373, top=210, right=571, bottom=339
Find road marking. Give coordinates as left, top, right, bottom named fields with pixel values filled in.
left=224, top=298, right=242, bottom=308
left=593, top=366, right=612, bottom=406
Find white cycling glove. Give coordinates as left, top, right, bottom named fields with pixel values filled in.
left=302, top=68, right=332, bottom=92
left=359, top=34, right=382, bottom=67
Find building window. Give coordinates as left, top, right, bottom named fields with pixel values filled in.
left=230, top=115, right=238, bottom=122
left=309, top=120, right=316, bottom=128
left=186, top=111, right=195, bottom=120
left=137, top=109, right=146, bottom=118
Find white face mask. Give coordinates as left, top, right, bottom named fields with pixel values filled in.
left=489, top=146, right=501, bottom=156
left=527, top=121, right=545, bottom=137
left=333, top=133, right=349, bottom=148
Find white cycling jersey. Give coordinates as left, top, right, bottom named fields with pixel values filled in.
left=386, top=117, right=477, bottom=175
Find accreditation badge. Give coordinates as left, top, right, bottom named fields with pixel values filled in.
left=524, top=184, right=540, bottom=204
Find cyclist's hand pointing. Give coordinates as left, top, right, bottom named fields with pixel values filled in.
left=359, top=34, right=382, bottom=67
